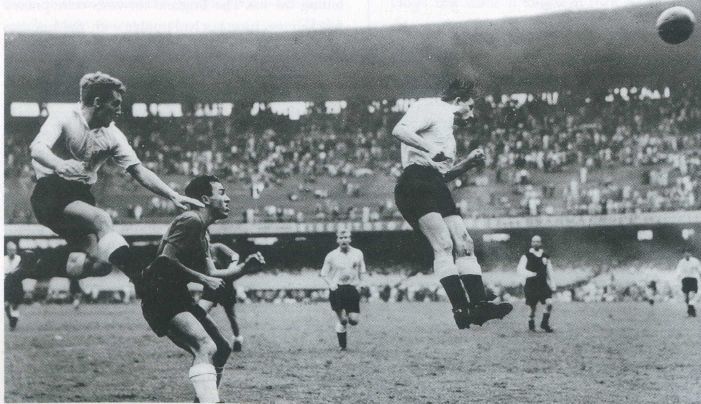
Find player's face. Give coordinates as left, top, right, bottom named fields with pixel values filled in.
left=95, top=90, right=123, bottom=125
left=337, top=233, right=351, bottom=248
left=207, top=181, right=231, bottom=220
left=531, top=236, right=542, bottom=250
left=454, top=98, right=475, bottom=122
left=6, top=242, right=17, bottom=256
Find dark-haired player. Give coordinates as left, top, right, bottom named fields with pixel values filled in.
left=320, top=229, right=366, bottom=350
left=140, top=175, right=262, bottom=402
left=28, top=72, right=202, bottom=291
left=393, top=79, right=513, bottom=329
left=517, top=235, right=555, bottom=332
left=199, top=242, right=265, bottom=352
left=675, top=249, right=700, bottom=317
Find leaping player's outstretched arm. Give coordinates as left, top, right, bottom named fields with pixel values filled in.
left=126, top=164, right=203, bottom=210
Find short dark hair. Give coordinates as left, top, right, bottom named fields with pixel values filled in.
left=185, top=175, right=221, bottom=201
left=80, top=72, right=126, bottom=106
left=441, top=78, right=476, bottom=102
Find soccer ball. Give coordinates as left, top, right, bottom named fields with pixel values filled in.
left=656, top=6, right=696, bottom=44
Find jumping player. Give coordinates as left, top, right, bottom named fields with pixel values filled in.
left=4, top=241, right=24, bottom=330
left=675, top=248, right=700, bottom=317
left=393, top=78, right=512, bottom=329
left=320, top=229, right=366, bottom=350
left=199, top=242, right=265, bottom=352
left=141, top=175, right=260, bottom=402
left=517, top=235, right=556, bottom=332
left=29, top=72, right=202, bottom=292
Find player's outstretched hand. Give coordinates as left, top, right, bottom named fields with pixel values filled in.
left=172, top=193, right=205, bottom=210
left=465, top=147, right=485, bottom=167
left=243, top=252, right=265, bottom=273
left=56, top=159, right=90, bottom=180
left=201, top=275, right=225, bottom=290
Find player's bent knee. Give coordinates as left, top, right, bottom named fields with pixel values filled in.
left=92, top=210, right=115, bottom=233
left=196, top=338, right=218, bottom=361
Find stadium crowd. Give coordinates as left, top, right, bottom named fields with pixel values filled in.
left=5, top=85, right=701, bottom=223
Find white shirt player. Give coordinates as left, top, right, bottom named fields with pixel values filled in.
left=320, top=247, right=366, bottom=287
left=517, top=248, right=556, bottom=289
left=30, top=104, right=141, bottom=184
left=4, top=254, right=21, bottom=275
left=396, top=98, right=458, bottom=175
left=676, top=256, right=701, bottom=280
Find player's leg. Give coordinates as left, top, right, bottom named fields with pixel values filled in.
left=198, top=298, right=216, bottom=313
left=4, top=271, right=23, bottom=330
left=418, top=213, right=471, bottom=329
left=333, top=309, right=348, bottom=350
left=62, top=201, right=143, bottom=290
left=346, top=286, right=361, bottom=326
left=688, top=290, right=697, bottom=317
left=194, top=309, right=233, bottom=390
left=166, top=312, right=221, bottom=403
left=445, top=215, right=512, bottom=325
left=528, top=304, right=537, bottom=331
left=223, top=304, right=243, bottom=352
left=541, top=298, right=554, bottom=332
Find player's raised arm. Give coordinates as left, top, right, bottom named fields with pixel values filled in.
left=127, top=164, right=203, bottom=209
left=205, top=252, right=265, bottom=281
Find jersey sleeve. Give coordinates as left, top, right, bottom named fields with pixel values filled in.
left=358, top=251, right=367, bottom=274
left=31, top=114, right=64, bottom=149
left=109, top=124, right=141, bottom=170
left=396, top=101, right=433, bottom=134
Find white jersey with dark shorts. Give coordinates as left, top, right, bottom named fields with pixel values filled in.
left=676, top=257, right=701, bottom=294
left=29, top=106, right=140, bottom=240
left=321, top=247, right=366, bottom=313
left=394, top=98, right=460, bottom=227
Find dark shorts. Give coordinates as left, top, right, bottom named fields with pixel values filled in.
left=681, top=277, right=698, bottom=294
left=4, top=272, right=24, bottom=305
left=141, top=259, right=206, bottom=337
left=525, top=276, right=552, bottom=306
left=201, top=281, right=237, bottom=307
left=330, top=285, right=360, bottom=313
left=30, top=175, right=96, bottom=241
left=394, top=164, right=459, bottom=229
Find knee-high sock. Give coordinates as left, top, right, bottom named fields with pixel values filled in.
left=439, top=275, right=469, bottom=310
left=189, top=364, right=219, bottom=403
left=99, top=232, right=138, bottom=279
left=456, top=256, right=486, bottom=304
left=215, top=366, right=224, bottom=388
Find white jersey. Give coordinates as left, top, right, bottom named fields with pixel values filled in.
left=4, top=255, right=21, bottom=275
left=397, top=98, right=458, bottom=175
left=31, top=104, right=141, bottom=184
left=676, top=256, right=701, bottom=279
left=320, top=247, right=366, bottom=286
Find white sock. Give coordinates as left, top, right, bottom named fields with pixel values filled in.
left=433, top=254, right=458, bottom=278
left=188, top=363, right=219, bottom=403
left=233, top=335, right=243, bottom=343
left=455, top=255, right=482, bottom=275
left=10, top=309, right=19, bottom=318
left=335, top=322, right=347, bottom=333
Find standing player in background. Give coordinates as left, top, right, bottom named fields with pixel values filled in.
left=320, top=229, right=366, bottom=350
left=675, top=248, right=701, bottom=317
left=4, top=241, right=24, bottom=330
left=199, top=242, right=265, bottom=352
left=393, top=78, right=512, bottom=329
left=28, top=72, right=202, bottom=293
left=517, top=235, right=556, bottom=332
left=141, top=175, right=259, bottom=403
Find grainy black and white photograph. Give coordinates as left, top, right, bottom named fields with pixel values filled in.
left=3, top=0, right=701, bottom=402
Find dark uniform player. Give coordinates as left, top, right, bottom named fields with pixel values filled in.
left=393, top=78, right=512, bottom=329
left=320, top=229, right=366, bottom=350
left=675, top=249, right=700, bottom=317
left=140, top=175, right=261, bottom=403
left=4, top=242, right=24, bottom=330
left=517, top=235, right=555, bottom=332
left=199, top=242, right=265, bottom=352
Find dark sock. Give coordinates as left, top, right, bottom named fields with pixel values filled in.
left=108, top=246, right=138, bottom=279
left=337, top=332, right=347, bottom=349
left=542, top=312, right=551, bottom=326
left=460, top=274, right=487, bottom=305
left=440, top=275, right=469, bottom=310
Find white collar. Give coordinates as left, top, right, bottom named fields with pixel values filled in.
left=529, top=248, right=544, bottom=257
